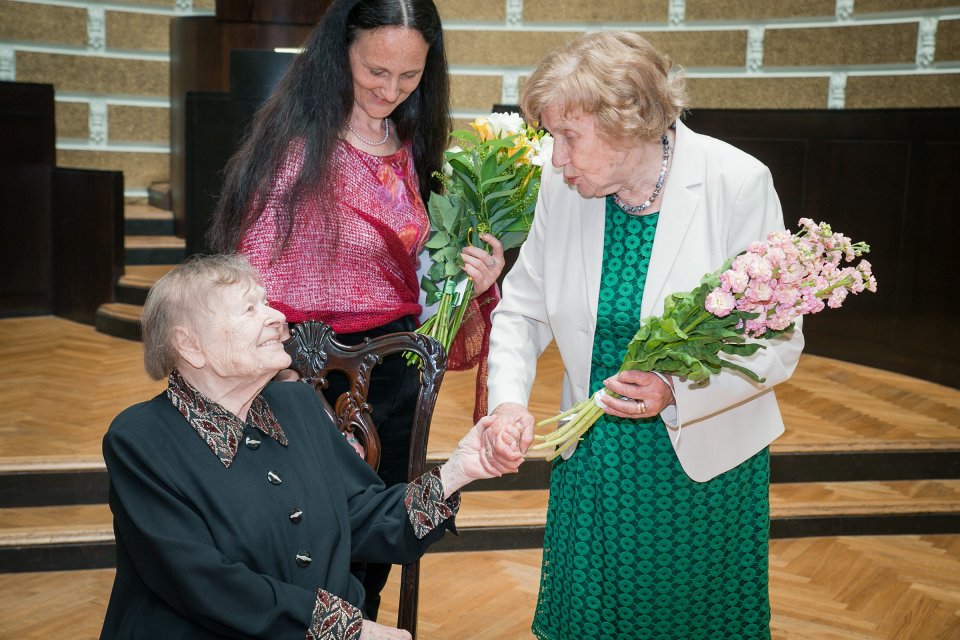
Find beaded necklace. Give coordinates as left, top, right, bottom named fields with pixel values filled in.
left=612, top=134, right=670, bottom=214
left=347, top=117, right=391, bottom=146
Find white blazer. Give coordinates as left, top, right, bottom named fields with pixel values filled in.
left=487, top=120, right=805, bottom=482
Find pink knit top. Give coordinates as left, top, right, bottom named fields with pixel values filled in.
left=239, top=139, right=428, bottom=332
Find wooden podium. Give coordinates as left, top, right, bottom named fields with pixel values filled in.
left=0, top=82, right=123, bottom=323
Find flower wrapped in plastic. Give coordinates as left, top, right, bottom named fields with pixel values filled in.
left=534, top=218, right=877, bottom=460
left=409, top=113, right=552, bottom=362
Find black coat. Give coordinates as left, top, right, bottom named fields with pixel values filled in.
left=100, top=380, right=452, bottom=639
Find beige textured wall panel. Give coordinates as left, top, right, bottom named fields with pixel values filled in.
left=108, top=105, right=169, bottom=143
left=446, top=31, right=582, bottom=66
left=116, top=0, right=175, bottom=6
left=764, top=23, right=918, bottom=67
left=436, top=0, right=504, bottom=21
left=55, top=102, right=89, bottom=139
left=643, top=31, right=747, bottom=67
left=451, top=117, right=475, bottom=132
left=936, top=18, right=960, bottom=62
left=56, top=150, right=169, bottom=190
left=447, top=30, right=746, bottom=68
left=0, top=0, right=86, bottom=46
left=450, top=75, right=502, bottom=111
left=106, top=11, right=170, bottom=52
left=194, top=0, right=216, bottom=10
left=16, top=52, right=168, bottom=97
left=846, top=74, right=960, bottom=108
left=686, top=0, right=835, bottom=21
left=856, top=0, right=960, bottom=12
left=523, top=0, right=666, bottom=23
left=688, top=77, right=830, bottom=109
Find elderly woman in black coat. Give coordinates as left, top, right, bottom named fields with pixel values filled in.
left=100, top=254, right=518, bottom=640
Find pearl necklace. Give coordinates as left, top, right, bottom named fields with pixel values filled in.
left=612, top=134, right=671, bottom=214
left=347, top=117, right=391, bottom=146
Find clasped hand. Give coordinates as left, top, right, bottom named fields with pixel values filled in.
left=440, top=415, right=524, bottom=498
left=482, top=372, right=675, bottom=463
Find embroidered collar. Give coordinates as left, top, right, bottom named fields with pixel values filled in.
left=166, top=369, right=288, bottom=468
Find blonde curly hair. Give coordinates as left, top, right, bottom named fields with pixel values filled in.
left=521, top=31, right=687, bottom=142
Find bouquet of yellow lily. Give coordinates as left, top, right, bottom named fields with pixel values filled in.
left=534, top=219, right=877, bottom=460
left=408, top=112, right=552, bottom=363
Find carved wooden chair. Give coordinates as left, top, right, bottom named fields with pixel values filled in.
left=284, top=320, right=447, bottom=638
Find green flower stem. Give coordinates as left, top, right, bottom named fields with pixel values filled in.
left=681, top=309, right=714, bottom=336
left=533, top=406, right=590, bottom=443
left=535, top=403, right=583, bottom=427
left=533, top=385, right=649, bottom=458
left=406, top=277, right=476, bottom=366
left=814, top=274, right=854, bottom=298
left=541, top=403, right=604, bottom=461
left=445, top=279, right=474, bottom=349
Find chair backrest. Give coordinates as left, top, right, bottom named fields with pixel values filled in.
left=284, top=320, right=447, bottom=638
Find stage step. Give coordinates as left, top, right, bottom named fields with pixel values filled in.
left=94, top=303, right=143, bottom=341
left=5, top=444, right=958, bottom=509
left=147, top=181, right=171, bottom=211
left=115, top=265, right=176, bottom=306
left=3, top=482, right=958, bottom=571
left=123, top=235, right=185, bottom=266
left=124, top=203, right=174, bottom=236
left=96, top=202, right=182, bottom=339
left=0, top=504, right=114, bottom=572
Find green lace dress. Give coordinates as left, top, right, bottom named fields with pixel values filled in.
left=531, top=199, right=771, bottom=640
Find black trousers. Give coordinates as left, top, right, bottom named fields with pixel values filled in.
left=317, top=316, right=421, bottom=621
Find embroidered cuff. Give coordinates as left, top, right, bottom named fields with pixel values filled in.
left=306, top=589, right=363, bottom=640
left=404, top=466, right=461, bottom=539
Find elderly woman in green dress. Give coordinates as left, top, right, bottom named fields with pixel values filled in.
left=485, top=32, right=804, bottom=639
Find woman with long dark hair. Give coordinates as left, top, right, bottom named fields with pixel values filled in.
left=208, top=0, right=504, bottom=622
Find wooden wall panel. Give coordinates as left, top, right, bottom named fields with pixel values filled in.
left=50, top=168, right=124, bottom=324
left=684, top=108, right=960, bottom=388
left=0, top=82, right=54, bottom=317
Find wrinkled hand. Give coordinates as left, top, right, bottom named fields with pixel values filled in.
left=441, top=416, right=524, bottom=497
left=600, top=370, right=674, bottom=419
left=484, top=402, right=535, bottom=464
left=360, top=620, right=411, bottom=640
left=461, top=233, right=505, bottom=296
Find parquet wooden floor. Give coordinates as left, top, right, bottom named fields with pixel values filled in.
left=2, top=535, right=957, bottom=639
left=2, top=316, right=957, bottom=470
left=2, top=316, right=959, bottom=638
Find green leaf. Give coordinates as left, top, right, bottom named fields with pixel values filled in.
left=498, top=231, right=528, bottom=250
left=450, top=129, right=480, bottom=147
left=501, top=219, right=532, bottom=233
left=420, top=276, right=439, bottom=297
left=440, top=200, right=460, bottom=231
left=719, top=359, right=765, bottom=383
left=428, top=260, right=446, bottom=281
left=479, top=151, right=499, bottom=185
left=719, top=342, right=764, bottom=357
left=483, top=186, right=519, bottom=203
left=424, top=232, right=450, bottom=249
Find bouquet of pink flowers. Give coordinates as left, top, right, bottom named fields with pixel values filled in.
left=534, top=218, right=877, bottom=460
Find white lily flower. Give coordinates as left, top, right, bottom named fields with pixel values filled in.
left=487, top=111, right=525, bottom=138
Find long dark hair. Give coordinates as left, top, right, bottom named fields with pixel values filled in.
left=207, top=0, right=450, bottom=253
